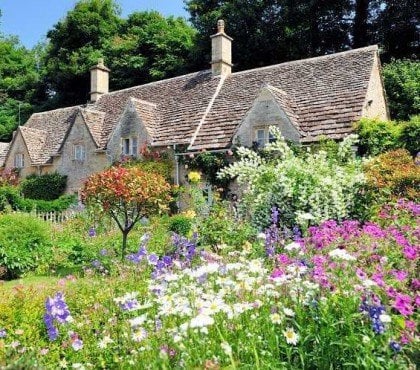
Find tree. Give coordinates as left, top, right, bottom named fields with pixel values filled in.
left=375, top=0, right=419, bottom=61
left=0, top=35, right=39, bottom=141
left=41, top=0, right=121, bottom=107
left=382, top=60, right=420, bottom=120
left=185, top=0, right=353, bottom=71
left=105, top=11, right=196, bottom=90
left=82, top=166, right=171, bottom=260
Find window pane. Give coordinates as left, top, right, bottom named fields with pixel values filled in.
left=123, top=138, right=130, bottom=155
left=131, top=137, right=138, bottom=156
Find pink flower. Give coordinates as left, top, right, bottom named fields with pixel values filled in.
left=393, top=294, right=413, bottom=316
left=356, top=268, right=367, bottom=280
left=405, top=320, right=416, bottom=331
left=270, top=268, right=284, bottom=279
left=391, top=270, right=408, bottom=281
left=277, top=254, right=289, bottom=264
left=403, top=245, right=417, bottom=260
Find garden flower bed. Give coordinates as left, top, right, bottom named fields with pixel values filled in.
left=0, top=201, right=418, bottom=369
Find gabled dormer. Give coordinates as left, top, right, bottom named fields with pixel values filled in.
left=106, top=97, right=159, bottom=163
left=233, top=84, right=303, bottom=148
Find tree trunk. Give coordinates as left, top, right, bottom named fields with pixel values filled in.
left=121, top=230, right=129, bottom=261
left=353, top=0, right=370, bottom=48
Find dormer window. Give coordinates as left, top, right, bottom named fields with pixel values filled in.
left=255, top=128, right=275, bottom=148
left=74, top=145, right=86, bottom=161
left=14, top=153, right=24, bottom=168
left=122, top=137, right=138, bottom=157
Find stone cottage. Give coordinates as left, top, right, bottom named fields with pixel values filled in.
left=0, top=20, right=389, bottom=193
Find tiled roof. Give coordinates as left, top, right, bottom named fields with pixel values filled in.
left=0, top=142, right=9, bottom=167
left=130, top=98, right=160, bottom=139
left=80, top=108, right=105, bottom=147
left=14, top=46, right=378, bottom=166
left=190, top=46, right=377, bottom=149
left=19, top=126, right=48, bottom=164
left=265, top=85, right=304, bottom=136
left=24, top=106, right=79, bottom=164
left=93, top=70, right=220, bottom=148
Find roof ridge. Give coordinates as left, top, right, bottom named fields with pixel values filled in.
left=30, top=105, right=80, bottom=116
left=231, top=46, right=379, bottom=77
left=98, top=70, right=213, bottom=99
left=188, top=75, right=226, bottom=150
left=130, top=97, right=158, bottom=108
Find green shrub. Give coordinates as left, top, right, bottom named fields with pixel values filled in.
left=400, top=115, right=420, bottom=156
left=168, top=214, right=193, bottom=236
left=20, top=172, right=67, bottom=200
left=355, top=118, right=402, bottom=156
left=0, top=213, right=51, bottom=279
left=382, top=59, right=420, bottom=120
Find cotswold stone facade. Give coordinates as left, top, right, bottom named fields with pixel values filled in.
left=0, top=22, right=389, bottom=193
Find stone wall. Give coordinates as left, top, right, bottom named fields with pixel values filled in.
left=4, top=131, right=37, bottom=178
left=107, top=100, right=152, bottom=162
left=362, top=53, right=390, bottom=120
left=54, top=113, right=108, bottom=194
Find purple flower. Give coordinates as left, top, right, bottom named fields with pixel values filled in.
left=99, top=249, right=108, bottom=256
left=71, top=338, right=83, bottom=351
left=393, top=294, right=413, bottom=316
left=148, top=253, right=159, bottom=265
left=88, top=227, right=96, bottom=237
left=44, top=292, right=72, bottom=341
left=389, top=341, right=402, bottom=352
left=391, top=270, right=408, bottom=281
left=0, top=329, right=6, bottom=338
left=403, top=245, right=417, bottom=260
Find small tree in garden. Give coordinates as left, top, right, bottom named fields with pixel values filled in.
left=82, top=166, right=171, bottom=260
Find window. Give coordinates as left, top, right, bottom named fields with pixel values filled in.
left=121, top=137, right=138, bottom=157
left=73, top=145, right=86, bottom=161
left=14, top=153, right=24, bottom=168
left=255, top=128, right=276, bottom=148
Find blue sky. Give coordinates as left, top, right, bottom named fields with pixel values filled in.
left=0, top=0, right=188, bottom=48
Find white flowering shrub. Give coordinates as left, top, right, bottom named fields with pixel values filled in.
left=219, top=127, right=365, bottom=228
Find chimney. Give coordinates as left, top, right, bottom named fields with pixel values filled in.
left=90, top=58, right=110, bottom=103
left=211, top=20, right=233, bottom=77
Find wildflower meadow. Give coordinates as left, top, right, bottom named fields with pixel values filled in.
left=0, top=132, right=419, bottom=369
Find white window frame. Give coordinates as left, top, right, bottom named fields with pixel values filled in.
left=73, top=144, right=86, bottom=161
left=121, top=136, right=139, bottom=157
left=254, top=128, right=276, bottom=148
left=14, top=153, right=24, bottom=168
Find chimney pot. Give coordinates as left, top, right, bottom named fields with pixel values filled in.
left=89, top=58, right=110, bottom=103
left=211, top=20, right=233, bottom=77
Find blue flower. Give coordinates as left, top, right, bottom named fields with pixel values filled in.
left=389, top=341, right=402, bottom=352
left=0, top=328, right=6, bottom=338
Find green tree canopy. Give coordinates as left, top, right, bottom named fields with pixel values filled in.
left=105, top=11, right=196, bottom=90
left=0, top=35, right=39, bottom=141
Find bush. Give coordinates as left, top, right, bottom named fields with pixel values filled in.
left=219, top=128, right=367, bottom=229
left=20, top=172, right=67, bottom=200
left=0, top=213, right=51, bottom=279
left=0, top=185, right=75, bottom=213
left=168, top=214, right=193, bottom=236
left=400, top=115, right=420, bottom=156
left=355, top=116, right=420, bottom=157
left=382, top=59, right=420, bottom=120
left=356, top=118, right=402, bottom=156
left=364, top=149, right=420, bottom=201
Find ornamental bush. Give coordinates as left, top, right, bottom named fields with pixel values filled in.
left=364, top=149, right=420, bottom=201
left=219, top=127, right=367, bottom=229
left=0, top=213, right=51, bottom=279
left=20, top=172, right=67, bottom=200
left=82, top=166, right=171, bottom=259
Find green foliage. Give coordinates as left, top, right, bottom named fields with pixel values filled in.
left=382, top=60, right=420, bottom=120
left=182, top=151, right=231, bottom=193
left=219, top=127, right=366, bottom=229
left=0, top=35, right=38, bottom=141
left=0, top=213, right=51, bottom=279
left=355, top=116, right=420, bottom=156
left=168, top=214, right=193, bottom=236
left=20, top=172, right=67, bottom=200
left=105, top=11, right=196, bottom=90
left=356, top=118, right=402, bottom=156
left=0, top=186, right=75, bottom=212
left=400, top=115, right=420, bottom=156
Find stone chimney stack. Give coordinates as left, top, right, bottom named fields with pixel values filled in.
left=210, top=20, right=233, bottom=77
left=90, top=58, right=110, bottom=103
